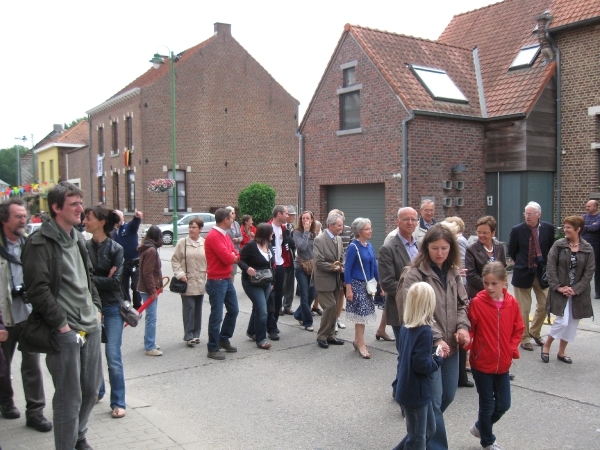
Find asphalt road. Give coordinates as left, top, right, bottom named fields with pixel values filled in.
left=3, top=244, right=600, bottom=449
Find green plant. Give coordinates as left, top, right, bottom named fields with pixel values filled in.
left=238, top=183, right=276, bottom=225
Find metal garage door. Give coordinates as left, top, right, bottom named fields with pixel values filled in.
left=327, top=183, right=386, bottom=255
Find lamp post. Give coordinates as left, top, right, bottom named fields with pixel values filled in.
left=150, top=49, right=179, bottom=243
left=14, top=136, right=26, bottom=188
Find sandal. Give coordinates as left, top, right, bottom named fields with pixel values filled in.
left=111, top=407, right=126, bottom=419
left=541, top=347, right=549, bottom=363
left=557, top=354, right=572, bottom=364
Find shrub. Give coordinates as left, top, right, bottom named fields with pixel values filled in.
left=238, top=183, right=276, bottom=225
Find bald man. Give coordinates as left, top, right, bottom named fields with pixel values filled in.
left=582, top=200, right=600, bottom=298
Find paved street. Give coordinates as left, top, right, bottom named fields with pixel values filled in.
left=2, top=245, right=600, bottom=449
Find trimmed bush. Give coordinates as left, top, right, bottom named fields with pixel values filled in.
left=238, top=183, right=276, bottom=225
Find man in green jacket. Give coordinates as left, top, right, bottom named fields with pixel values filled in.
left=23, top=182, right=102, bottom=450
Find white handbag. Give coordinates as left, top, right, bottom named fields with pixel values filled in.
left=351, top=243, right=378, bottom=296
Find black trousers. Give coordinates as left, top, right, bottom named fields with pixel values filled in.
left=267, top=266, right=286, bottom=334
left=122, top=259, right=141, bottom=309
left=0, top=321, right=46, bottom=418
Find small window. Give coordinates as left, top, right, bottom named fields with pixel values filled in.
left=168, top=170, right=186, bottom=212
left=125, top=116, right=133, bottom=149
left=111, top=120, right=118, bottom=152
left=410, top=65, right=468, bottom=103
left=41, top=162, right=46, bottom=182
left=49, top=160, right=55, bottom=182
left=126, top=170, right=135, bottom=212
left=340, top=91, right=360, bottom=130
left=509, top=45, right=540, bottom=70
left=98, top=126, right=104, bottom=156
left=98, top=175, right=105, bottom=204
left=343, top=67, right=356, bottom=87
left=112, top=172, right=120, bottom=210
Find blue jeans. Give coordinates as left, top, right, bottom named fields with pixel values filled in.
left=471, top=369, right=511, bottom=447
left=46, top=328, right=102, bottom=450
left=428, top=350, right=459, bottom=450
left=206, top=278, right=239, bottom=352
left=242, top=279, right=270, bottom=345
left=97, top=303, right=125, bottom=410
left=140, top=292, right=159, bottom=351
left=393, top=402, right=435, bottom=450
left=267, top=266, right=286, bottom=335
left=293, top=267, right=316, bottom=328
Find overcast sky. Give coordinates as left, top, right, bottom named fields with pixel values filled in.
left=1, top=0, right=498, bottom=150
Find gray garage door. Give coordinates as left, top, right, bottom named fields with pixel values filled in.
left=327, top=183, right=386, bottom=255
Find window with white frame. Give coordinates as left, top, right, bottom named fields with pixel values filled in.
left=167, top=170, right=186, bottom=212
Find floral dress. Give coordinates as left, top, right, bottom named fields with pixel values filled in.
left=344, top=240, right=378, bottom=324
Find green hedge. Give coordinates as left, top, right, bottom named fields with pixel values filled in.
left=238, top=183, right=276, bottom=225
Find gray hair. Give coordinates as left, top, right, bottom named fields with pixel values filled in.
left=397, top=206, right=417, bottom=218
left=326, top=213, right=343, bottom=227
left=351, top=217, right=371, bottom=238
left=420, top=199, right=435, bottom=209
left=525, top=201, right=541, bottom=213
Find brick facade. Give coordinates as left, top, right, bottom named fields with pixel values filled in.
left=66, top=146, right=92, bottom=204
left=82, top=23, right=298, bottom=226
left=555, top=23, right=600, bottom=217
left=302, top=32, right=486, bottom=236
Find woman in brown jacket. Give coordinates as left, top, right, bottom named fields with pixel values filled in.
left=137, top=225, right=163, bottom=356
left=171, top=218, right=207, bottom=348
left=401, top=223, right=470, bottom=450
left=542, top=215, right=594, bottom=364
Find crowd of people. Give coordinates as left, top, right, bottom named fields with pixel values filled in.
left=0, top=182, right=597, bottom=450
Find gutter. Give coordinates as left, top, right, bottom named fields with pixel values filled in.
left=545, top=30, right=562, bottom=230
left=401, top=114, right=414, bottom=206
left=410, top=110, right=526, bottom=122
left=295, top=131, right=305, bottom=211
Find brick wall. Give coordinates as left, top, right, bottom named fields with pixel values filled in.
left=66, top=146, right=92, bottom=205
left=302, top=33, right=486, bottom=236
left=556, top=23, right=600, bottom=217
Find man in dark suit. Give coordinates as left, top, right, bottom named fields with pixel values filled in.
left=379, top=207, right=419, bottom=398
left=508, top=201, right=555, bottom=351
left=313, top=213, right=345, bottom=348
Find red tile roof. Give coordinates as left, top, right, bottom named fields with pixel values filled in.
left=112, top=36, right=216, bottom=98
left=439, top=0, right=555, bottom=117
left=35, top=121, right=89, bottom=149
left=549, top=0, right=600, bottom=28
left=347, top=25, right=482, bottom=116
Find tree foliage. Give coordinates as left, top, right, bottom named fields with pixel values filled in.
left=0, top=146, right=28, bottom=186
left=64, top=116, right=87, bottom=130
left=238, top=183, right=276, bottom=225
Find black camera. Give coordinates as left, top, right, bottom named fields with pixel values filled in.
left=11, top=284, right=26, bottom=301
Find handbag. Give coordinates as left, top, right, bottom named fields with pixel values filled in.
left=250, top=268, right=274, bottom=286
left=297, top=258, right=313, bottom=275
left=19, top=312, right=60, bottom=354
left=170, top=241, right=188, bottom=293
left=118, top=296, right=140, bottom=327
left=351, top=243, right=378, bottom=296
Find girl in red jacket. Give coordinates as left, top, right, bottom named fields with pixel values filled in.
left=465, top=261, right=524, bottom=450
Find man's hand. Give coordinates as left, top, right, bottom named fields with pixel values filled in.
left=0, top=329, right=8, bottom=342
left=134, top=210, right=143, bottom=219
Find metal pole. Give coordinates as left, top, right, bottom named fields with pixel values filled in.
left=170, top=52, right=178, bottom=243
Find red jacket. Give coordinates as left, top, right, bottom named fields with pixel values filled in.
left=205, top=228, right=239, bottom=280
left=466, top=288, right=524, bottom=375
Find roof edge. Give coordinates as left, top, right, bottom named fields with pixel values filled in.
left=549, top=15, right=600, bottom=33
left=34, top=143, right=83, bottom=154
left=86, top=87, right=141, bottom=116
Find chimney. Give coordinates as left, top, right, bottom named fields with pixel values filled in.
left=53, top=124, right=64, bottom=134
left=214, top=23, right=231, bottom=37
left=535, top=11, right=555, bottom=62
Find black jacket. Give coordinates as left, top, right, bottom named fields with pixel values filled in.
left=86, top=238, right=124, bottom=306
left=508, top=221, right=555, bottom=289
left=239, top=241, right=275, bottom=282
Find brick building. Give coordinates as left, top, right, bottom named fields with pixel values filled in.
left=83, top=23, right=299, bottom=227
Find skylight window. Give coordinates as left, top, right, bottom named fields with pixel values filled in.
left=410, top=65, right=468, bottom=103
left=510, top=45, right=540, bottom=70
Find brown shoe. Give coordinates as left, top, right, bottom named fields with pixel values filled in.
left=521, top=343, right=534, bottom=351
left=531, top=335, right=545, bottom=346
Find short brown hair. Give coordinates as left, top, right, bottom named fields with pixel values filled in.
left=412, top=223, right=461, bottom=270
left=189, top=218, right=204, bottom=229
left=476, top=216, right=497, bottom=233
left=564, top=215, right=585, bottom=236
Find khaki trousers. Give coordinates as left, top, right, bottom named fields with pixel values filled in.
left=514, top=276, right=548, bottom=343
left=316, top=286, right=340, bottom=341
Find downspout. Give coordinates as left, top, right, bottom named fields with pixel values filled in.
left=296, top=131, right=305, bottom=211
left=401, top=114, right=414, bottom=206
left=88, top=114, right=94, bottom=204
left=546, top=29, right=561, bottom=230
left=473, top=47, right=488, bottom=118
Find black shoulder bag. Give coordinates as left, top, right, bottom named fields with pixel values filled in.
left=169, top=241, right=188, bottom=293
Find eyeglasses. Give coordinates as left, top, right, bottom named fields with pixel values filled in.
left=400, top=218, right=418, bottom=222
left=524, top=212, right=539, bottom=217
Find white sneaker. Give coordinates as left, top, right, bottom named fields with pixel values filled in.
left=470, top=423, right=481, bottom=439
left=484, top=441, right=504, bottom=450
left=145, top=349, right=163, bottom=356
left=337, top=319, right=346, bottom=329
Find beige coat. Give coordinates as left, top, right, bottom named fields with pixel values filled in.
left=171, top=236, right=207, bottom=296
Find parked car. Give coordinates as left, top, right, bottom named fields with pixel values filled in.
left=142, top=212, right=216, bottom=245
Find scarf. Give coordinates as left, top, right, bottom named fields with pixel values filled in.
left=528, top=224, right=542, bottom=268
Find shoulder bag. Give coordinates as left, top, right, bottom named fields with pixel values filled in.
left=249, top=247, right=273, bottom=286
left=170, top=241, right=188, bottom=294
left=351, top=243, right=378, bottom=296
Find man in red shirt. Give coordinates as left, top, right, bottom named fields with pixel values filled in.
left=204, top=208, right=240, bottom=360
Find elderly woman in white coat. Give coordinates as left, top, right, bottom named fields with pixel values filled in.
left=171, top=218, right=207, bottom=347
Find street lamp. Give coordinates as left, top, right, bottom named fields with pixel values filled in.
left=150, top=49, right=180, bottom=244
left=14, top=136, right=26, bottom=188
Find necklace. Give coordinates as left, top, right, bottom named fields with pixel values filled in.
left=483, top=244, right=494, bottom=253
left=569, top=241, right=580, bottom=248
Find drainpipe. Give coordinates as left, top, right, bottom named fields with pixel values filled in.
left=295, top=131, right=305, bottom=211
left=88, top=114, right=94, bottom=204
left=473, top=47, right=488, bottom=118
left=545, top=28, right=561, bottom=229
left=402, top=113, right=414, bottom=206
